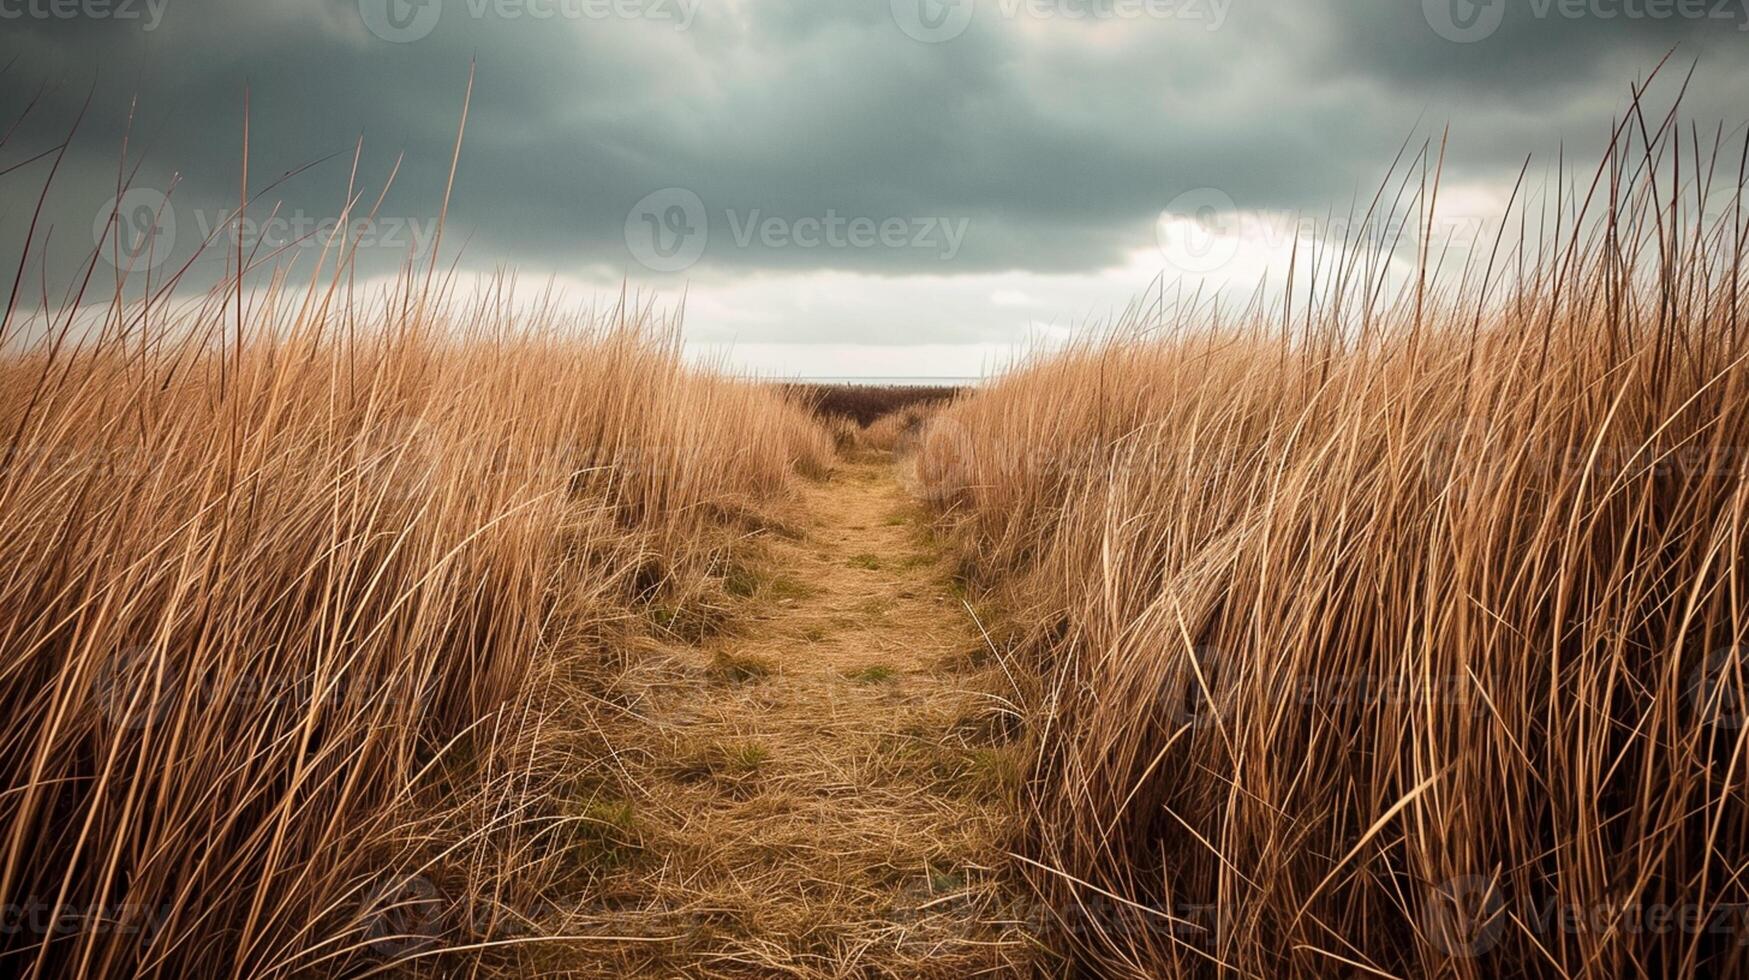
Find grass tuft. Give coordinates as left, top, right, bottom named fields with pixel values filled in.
left=846, top=665, right=898, bottom=684
left=709, top=650, right=777, bottom=683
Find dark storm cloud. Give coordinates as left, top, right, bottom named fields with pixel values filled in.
left=0, top=0, right=1745, bottom=293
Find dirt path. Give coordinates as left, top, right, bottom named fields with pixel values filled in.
left=561, top=450, right=1037, bottom=978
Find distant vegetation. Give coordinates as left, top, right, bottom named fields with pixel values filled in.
left=782, top=382, right=964, bottom=426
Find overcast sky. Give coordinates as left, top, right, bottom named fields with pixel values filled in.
left=2, top=0, right=1746, bottom=376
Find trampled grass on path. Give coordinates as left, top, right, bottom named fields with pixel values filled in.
left=547, top=449, right=1040, bottom=978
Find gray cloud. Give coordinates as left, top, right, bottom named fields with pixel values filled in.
left=1, top=0, right=1745, bottom=305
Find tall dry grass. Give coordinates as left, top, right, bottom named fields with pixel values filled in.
left=918, top=91, right=1749, bottom=976
left=0, top=134, right=830, bottom=980
left=861, top=403, right=944, bottom=454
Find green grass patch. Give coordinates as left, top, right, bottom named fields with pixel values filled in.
left=766, top=574, right=815, bottom=601
left=723, top=565, right=761, bottom=598
left=726, top=743, right=771, bottom=773
left=719, top=559, right=815, bottom=603
left=709, top=650, right=776, bottom=683
left=847, top=664, right=898, bottom=684
left=960, top=747, right=1024, bottom=798
left=847, top=553, right=883, bottom=570
left=927, top=866, right=966, bottom=895
left=558, top=798, right=643, bottom=872
left=644, top=601, right=727, bottom=642
left=673, top=740, right=771, bottom=783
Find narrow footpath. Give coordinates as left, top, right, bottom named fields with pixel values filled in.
left=561, top=449, right=1038, bottom=978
